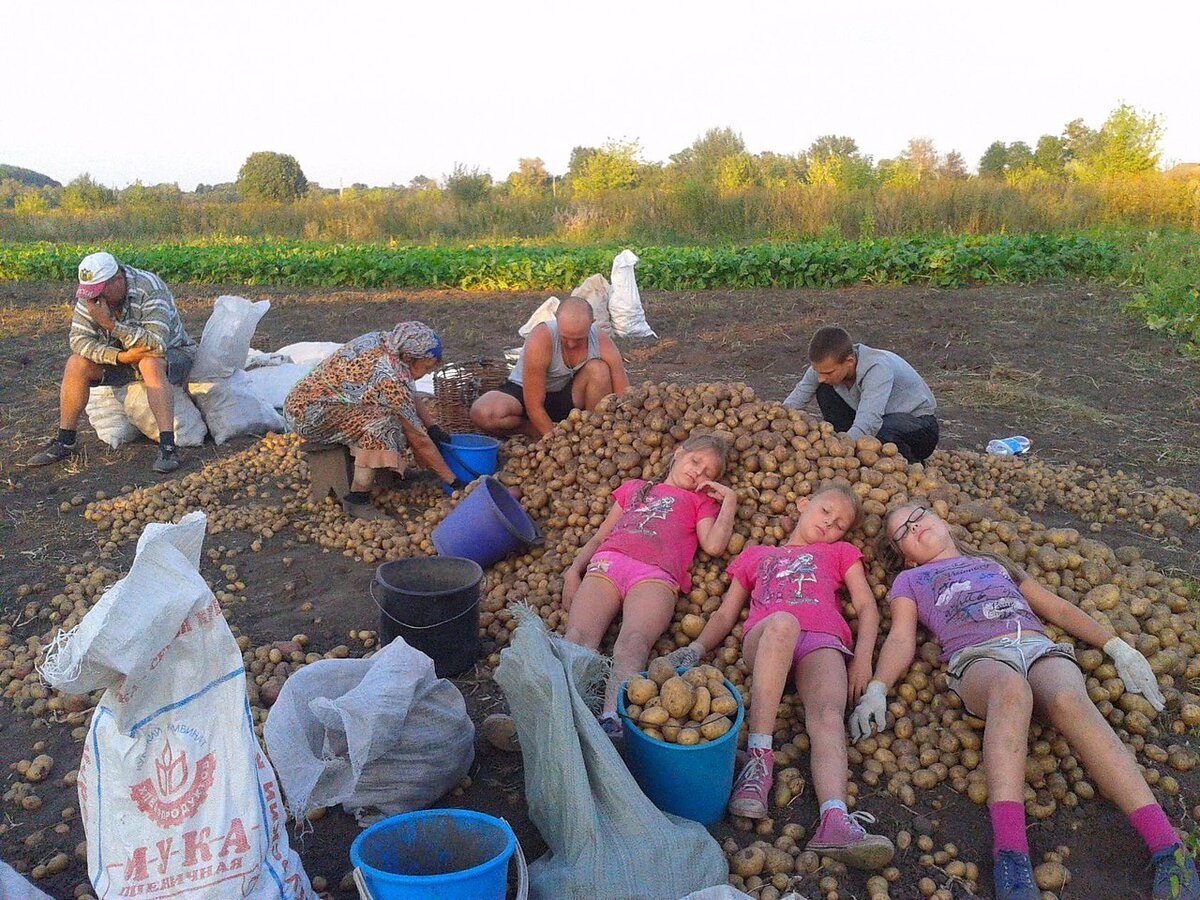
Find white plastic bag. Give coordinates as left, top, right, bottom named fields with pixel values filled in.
left=495, top=609, right=726, bottom=900
left=246, top=362, right=319, bottom=410
left=189, top=370, right=285, bottom=444
left=190, top=296, right=271, bottom=380
left=41, top=513, right=315, bottom=900
left=85, top=385, right=141, bottom=448
left=0, top=860, right=53, bottom=900
left=518, top=297, right=561, bottom=338
left=264, top=636, right=474, bottom=821
left=274, top=341, right=344, bottom=367
left=571, top=273, right=613, bottom=336
left=124, top=383, right=208, bottom=446
left=679, top=888, right=761, bottom=900
left=609, top=249, right=657, bottom=338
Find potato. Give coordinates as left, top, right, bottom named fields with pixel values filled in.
left=1034, top=861, right=1070, bottom=891
left=677, top=727, right=701, bottom=746
left=481, top=714, right=520, bottom=753
left=699, top=712, right=732, bottom=740
left=711, top=693, right=739, bottom=716
left=660, top=676, right=696, bottom=719
left=689, top=686, right=711, bottom=722
left=731, top=847, right=766, bottom=877
left=639, top=706, right=670, bottom=727
left=648, top=656, right=676, bottom=686
left=626, top=677, right=658, bottom=707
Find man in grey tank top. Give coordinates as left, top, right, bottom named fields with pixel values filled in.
left=471, top=297, right=630, bottom=438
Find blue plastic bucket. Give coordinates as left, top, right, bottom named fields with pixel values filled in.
left=438, top=434, right=501, bottom=483
left=432, top=476, right=542, bottom=568
left=617, top=668, right=745, bottom=825
left=351, top=809, right=516, bottom=900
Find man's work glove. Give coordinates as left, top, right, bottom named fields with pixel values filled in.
left=428, top=425, right=452, bottom=445
left=665, top=642, right=704, bottom=670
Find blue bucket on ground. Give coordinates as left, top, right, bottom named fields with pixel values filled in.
left=432, top=476, right=542, bottom=568
left=438, top=434, right=501, bottom=483
left=617, top=668, right=745, bottom=825
left=351, top=809, right=517, bottom=900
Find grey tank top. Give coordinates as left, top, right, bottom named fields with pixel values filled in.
left=509, top=319, right=601, bottom=392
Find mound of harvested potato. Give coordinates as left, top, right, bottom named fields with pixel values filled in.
left=622, top=660, right=738, bottom=745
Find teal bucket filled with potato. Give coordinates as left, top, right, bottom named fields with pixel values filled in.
left=617, top=665, right=745, bottom=825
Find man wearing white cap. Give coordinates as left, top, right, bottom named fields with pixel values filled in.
left=24, top=252, right=197, bottom=473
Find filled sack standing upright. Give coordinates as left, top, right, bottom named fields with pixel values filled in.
left=609, top=249, right=656, bottom=338
left=41, top=513, right=314, bottom=900
left=85, top=385, right=141, bottom=448
left=570, top=273, right=613, bottom=336
left=190, top=296, right=271, bottom=381
left=123, top=383, right=208, bottom=446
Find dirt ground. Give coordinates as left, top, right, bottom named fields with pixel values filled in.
left=1, top=279, right=1198, bottom=899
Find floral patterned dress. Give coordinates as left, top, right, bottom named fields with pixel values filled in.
left=284, top=332, right=425, bottom=470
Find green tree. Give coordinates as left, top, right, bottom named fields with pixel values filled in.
left=756, top=152, right=807, bottom=186
left=409, top=174, right=437, bottom=190
left=1034, top=135, right=1067, bottom=174
left=567, top=146, right=598, bottom=180
left=60, top=174, right=117, bottom=212
left=806, top=135, right=860, bottom=162
left=571, top=139, right=645, bottom=199
left=938, top=150, right=969, bottom=180
left=978, top=141, right=1009, bottom=177
left=714, top=153, right=761, bottom=193
left=670, top=127, right=746, bottom=181
left=444, top=164, right=493, bottom=204
left=1080, top=104, right=1163, bottom=177
left=1062, top=118, right=1099, bottom=165
left=506, top=158, right=550, bottom=197
left=236, top=151, right=308, bottom=201
left=898, top=138, right=938, bottom=182
left=1006, top=141, right=1035, bottom=170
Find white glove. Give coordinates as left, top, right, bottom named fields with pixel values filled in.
left=1105, top=638, right=1165, bottom=712
left=849, top=680, right=889, bottom=743
left=666, top=642, right=704, bottom=669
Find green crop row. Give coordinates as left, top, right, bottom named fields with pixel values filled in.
left=1, top=232, right=1195, bottom=349
left=0, top=233, right=1122, bottom=292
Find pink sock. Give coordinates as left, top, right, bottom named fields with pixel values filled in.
left=989, top=801, right=1029, bottom=858
left=1129, top=804, right=1179, bottom=855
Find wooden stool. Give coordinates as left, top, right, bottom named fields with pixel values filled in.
left=301, top=441, right=352, bottom=500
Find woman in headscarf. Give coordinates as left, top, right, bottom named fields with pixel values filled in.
left=284, top=322, right=464, bottom=518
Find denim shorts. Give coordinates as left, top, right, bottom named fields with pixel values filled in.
left=945, top=632, right=1077, bottom=714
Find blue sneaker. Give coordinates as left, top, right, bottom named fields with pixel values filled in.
left=993, top=850, right=1040, bottom=900
left=1152, top=845, right=1200, bottom=900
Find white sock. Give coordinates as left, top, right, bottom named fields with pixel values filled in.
left=747, top=732, right=772, bottom=752
left=820, top=799, right=848, bottom=818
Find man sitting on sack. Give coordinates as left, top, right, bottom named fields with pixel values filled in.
left=783, top=326, right=939, bottom=463
left=471, top=297, right=630, bottom=439
left=24, top=251, right=197, bottom=474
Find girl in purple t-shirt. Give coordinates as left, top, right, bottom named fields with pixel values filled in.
left=562, top=434, right=739, bottom=736
left=679, top=484, right=894, bottom=870
left=851, top=503, right=1194, bottom=900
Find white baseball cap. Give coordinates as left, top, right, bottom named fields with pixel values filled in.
left=77, top=252, right=120, bottom=300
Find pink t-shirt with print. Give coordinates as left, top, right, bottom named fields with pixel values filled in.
left=726, top=543, right=863, bottom=648
left=598, top=480, right=721, bottom=591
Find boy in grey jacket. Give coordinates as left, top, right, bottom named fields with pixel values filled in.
left=783, top=326, right=939, bottom=462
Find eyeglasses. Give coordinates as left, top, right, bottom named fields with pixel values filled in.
left=890, top=506, right=927, bottom=544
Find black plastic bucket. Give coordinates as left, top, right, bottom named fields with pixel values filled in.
left=372, top=557, right=484, bottom=678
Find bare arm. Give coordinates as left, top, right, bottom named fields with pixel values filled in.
left=597, top=332, right=631, bottom=395
left=563, top=502, right=624, bottom=610
left=414, top=395, right=435, bottom=429
left=845, top=562, right=880, bottom=701
left=692, top=580, right=751, bottom=654
left=1021, top=577, right=1114, bottom=649
left=695, top=482, right=739, bottom=555
left=520, top=327, right=556, bottom=438
left=400, top=418, right=455, bottom=484
left=871, top=596, right=920, bottom=692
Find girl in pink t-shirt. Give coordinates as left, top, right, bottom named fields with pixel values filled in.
left=563, top=434, right=739, bottom=733
left=853, top=503, right=1193, bottom=900
left=679, top=484, right=893, bottom=870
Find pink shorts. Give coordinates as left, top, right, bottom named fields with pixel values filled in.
left=585, top=550, right=679, bottom=597
left=743, top=609, right=852, bottom=664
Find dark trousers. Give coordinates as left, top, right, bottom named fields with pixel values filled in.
left=816, top=383, right=940, bottom=463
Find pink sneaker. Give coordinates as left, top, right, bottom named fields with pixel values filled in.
left=805, top=809, right=895, bottom=870
left=728, top=748, right=774, bottom=819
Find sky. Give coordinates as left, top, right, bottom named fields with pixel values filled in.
left=4, top=0, right=1198, bottom=191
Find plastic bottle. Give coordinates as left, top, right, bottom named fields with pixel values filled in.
left=986, top=435, right=1031, bottom=456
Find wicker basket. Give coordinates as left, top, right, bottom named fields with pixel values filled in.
left=433, top=357, right=510, bottom=432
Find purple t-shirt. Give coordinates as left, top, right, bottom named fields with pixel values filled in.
left=890, top=555, right=1044, bottom=661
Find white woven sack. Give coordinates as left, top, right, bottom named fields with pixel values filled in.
left=570, top=273, right=614, bottom=336
left=85, top=385, right=141, bottom=448
left=40, top=513, right=315, bottom=900
left=518, top=297, right=561, bottom=338
left=189, top=370, right=284, bottom=444
left=124, top=383, right=208, bottom=446
left=609, top=249, right=656, bottom=338
left=190, top=295, right=271, bottom=380
left=246, top=362, right=318, bottom=410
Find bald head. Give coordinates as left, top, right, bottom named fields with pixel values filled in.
left=557, top=296, right=594, bottom=325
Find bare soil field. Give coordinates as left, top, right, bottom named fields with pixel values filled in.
left=0, top=279, right=1197, bottom=899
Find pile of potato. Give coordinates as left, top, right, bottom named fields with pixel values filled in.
left=3, top=379, right=1195, bottom=895
left=624, top=657, right=738, bottom=745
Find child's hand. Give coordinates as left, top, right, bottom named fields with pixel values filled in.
left=562, top=566, right=583, bottom=611
left=848, top=681, right=888, bottom=743
left=698, top=480, right=737, bottom=504
left=847, top=657, right=872, bottom=702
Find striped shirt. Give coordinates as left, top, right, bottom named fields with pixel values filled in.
left=69, top=265, right=196, bottom=366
